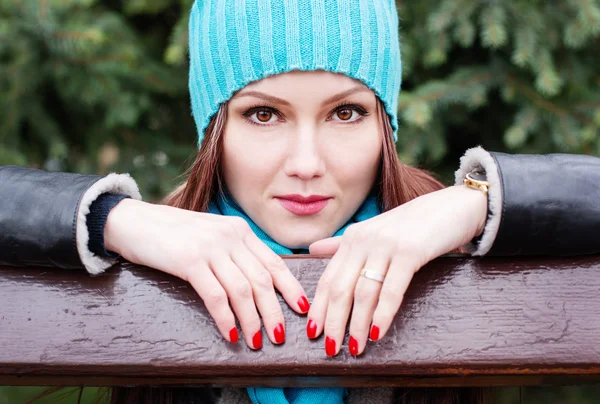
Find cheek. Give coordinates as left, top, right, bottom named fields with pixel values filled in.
left=326, top=129, right=381, bottom=187
left=222, top=122, right=279, bottom=193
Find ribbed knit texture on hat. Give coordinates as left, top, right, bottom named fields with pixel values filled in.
left=188, top=0, right=402, bottom=147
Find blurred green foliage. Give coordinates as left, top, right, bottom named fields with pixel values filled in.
left=0, top=386, right=107, bottom=404
left=3, top=385, right=600, bottom=404
left=0, top=0, right=599, bottom=400
left=397, top=0, right=600, bottom=174
left=0, top=0, right=196, bottom=200
left=1, top=0, right=599, bottom=199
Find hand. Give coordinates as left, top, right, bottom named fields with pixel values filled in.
left=104, top=199, right=310, bottom=349
left=307, top=185, right=487, bottom=356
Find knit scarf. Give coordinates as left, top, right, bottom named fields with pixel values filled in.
left=207, top=189, right=382, bottom=404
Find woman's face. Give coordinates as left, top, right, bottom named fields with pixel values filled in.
left=223, top=70, right=382, bottom=248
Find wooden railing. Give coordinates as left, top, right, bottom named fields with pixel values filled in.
left=1, top=256, right=600, bottom=387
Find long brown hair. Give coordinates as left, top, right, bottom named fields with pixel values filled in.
left=163, top=98, right=445, bottom=211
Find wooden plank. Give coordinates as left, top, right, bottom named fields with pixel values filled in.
left=1, top=256, right=600, bottom=387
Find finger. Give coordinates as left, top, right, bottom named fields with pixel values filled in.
left=231, top=245, right=286, bottom=345
left=348, top=253, right=390, bottom=356
left=211, top=254, right=263, bottom=350
left=323, top=242, right=367, bottom=356
left=307, top=240, right=350, bottom=341
left=308, top=236, right=342, bottom=255
left=370, top=256, right=417, bottom=342
left=187, top=264, right=239, bottom=343
left=244, top=233, right=310, bottom=315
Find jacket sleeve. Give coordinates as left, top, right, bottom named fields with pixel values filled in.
left=0, top=165, right=141, bottom=274
left=454, top=147, right=600, bottom=256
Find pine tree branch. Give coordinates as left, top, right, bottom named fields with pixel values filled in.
left=506, top=74, right=595, bottom=126
left=398, top=73, right=492, bottom=108
left=39, top=0, right=48, bottom=21
left=559, top=116, right=571, bottom=141
left=54, top=31, right=101, bottom=41
left=145, top=73, right=170, bottom=92
left=65, top=55, right=134, bottom=66
left=574, top=102, right=600, bottom=109
left=521, top=109, right=537, bottom=132
left=63, top=57, right=173, bottom=93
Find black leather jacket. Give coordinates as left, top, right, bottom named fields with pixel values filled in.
left=486, top=152, right=600, bottom=256
left=0, top=165, right=140, bottom=272
left=0, top=166, right=103, bottom=269
left=2, top=148, right=600, bottom=270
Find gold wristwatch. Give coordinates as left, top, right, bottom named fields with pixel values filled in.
left=463, top=169, right=489, bottom=196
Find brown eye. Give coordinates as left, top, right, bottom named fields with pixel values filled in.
left=256, top=110, right=272, bottom=122
left=336, top=109, right=353, bottom=121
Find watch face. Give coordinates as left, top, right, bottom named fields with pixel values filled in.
left=468, top=170, right=487, bottom=182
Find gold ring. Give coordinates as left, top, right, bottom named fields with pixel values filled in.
left=360, top=269, right=385, bottom=283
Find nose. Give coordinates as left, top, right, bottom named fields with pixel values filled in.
left=283, top=123, right=326, bottom=180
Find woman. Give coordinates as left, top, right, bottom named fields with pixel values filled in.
left=2, top=0, right=600, bottom=403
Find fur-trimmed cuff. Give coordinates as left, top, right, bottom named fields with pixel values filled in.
left=454, top=146, right=502, bottom=256
left=76, top=174, right=142, bottom=275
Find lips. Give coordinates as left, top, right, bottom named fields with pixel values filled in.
left=275, top=194, right=331, bottom=216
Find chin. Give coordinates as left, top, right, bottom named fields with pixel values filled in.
left=270, top=226, right=332, bottom=249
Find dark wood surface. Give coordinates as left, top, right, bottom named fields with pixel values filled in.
left=1, top=256, right=600, bottom=387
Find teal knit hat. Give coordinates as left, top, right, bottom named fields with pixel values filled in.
left=188, top=0, right=402, bottom=147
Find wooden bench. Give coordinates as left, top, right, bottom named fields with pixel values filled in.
left=1, top=256, right=599, bottom=387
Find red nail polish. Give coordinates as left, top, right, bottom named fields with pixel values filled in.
left=229, top=327, right=239, bottom=343
left=297, top=295, right=310, bottom=313
left=306, top=319, right=317, bottom=339
left=325, top=336, right=336, bottom=356
left=369, top=325, right=380, bottom=341
left=273, top=323, right=285, bottom=344
left=349, top=336, right=359, bottom=356
left=252, top=330, right=263, bottom=349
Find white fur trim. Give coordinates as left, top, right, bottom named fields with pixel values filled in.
left=76, top=174, right=142, bottom=275
left=454, top=146, right=502, bottom=256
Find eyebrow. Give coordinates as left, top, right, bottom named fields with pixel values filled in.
left=233, top=86, right=370, bottom=107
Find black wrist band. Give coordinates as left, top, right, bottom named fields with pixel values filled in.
left=87, top=193, right=131, bottom=257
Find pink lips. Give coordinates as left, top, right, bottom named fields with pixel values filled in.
left=275, top=194, right=331, bottom=216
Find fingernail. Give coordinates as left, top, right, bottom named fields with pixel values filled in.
left=229, top=327, right=239, bottom=343
left=349, top=336, right=359, bottom=356
left=252, top=330, right=263, bottom=349
left=369, top=325, right=380, bottom=341
left=306, top=319, right=317, bottom=339
left=273, top=323, right=285, bottom=344
left=297, top=295, right=310, bottom=313
left=325, top=336, right=336, bottom=356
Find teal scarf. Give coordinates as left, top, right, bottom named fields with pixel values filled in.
left=207, top=189, right=382, bottom=404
